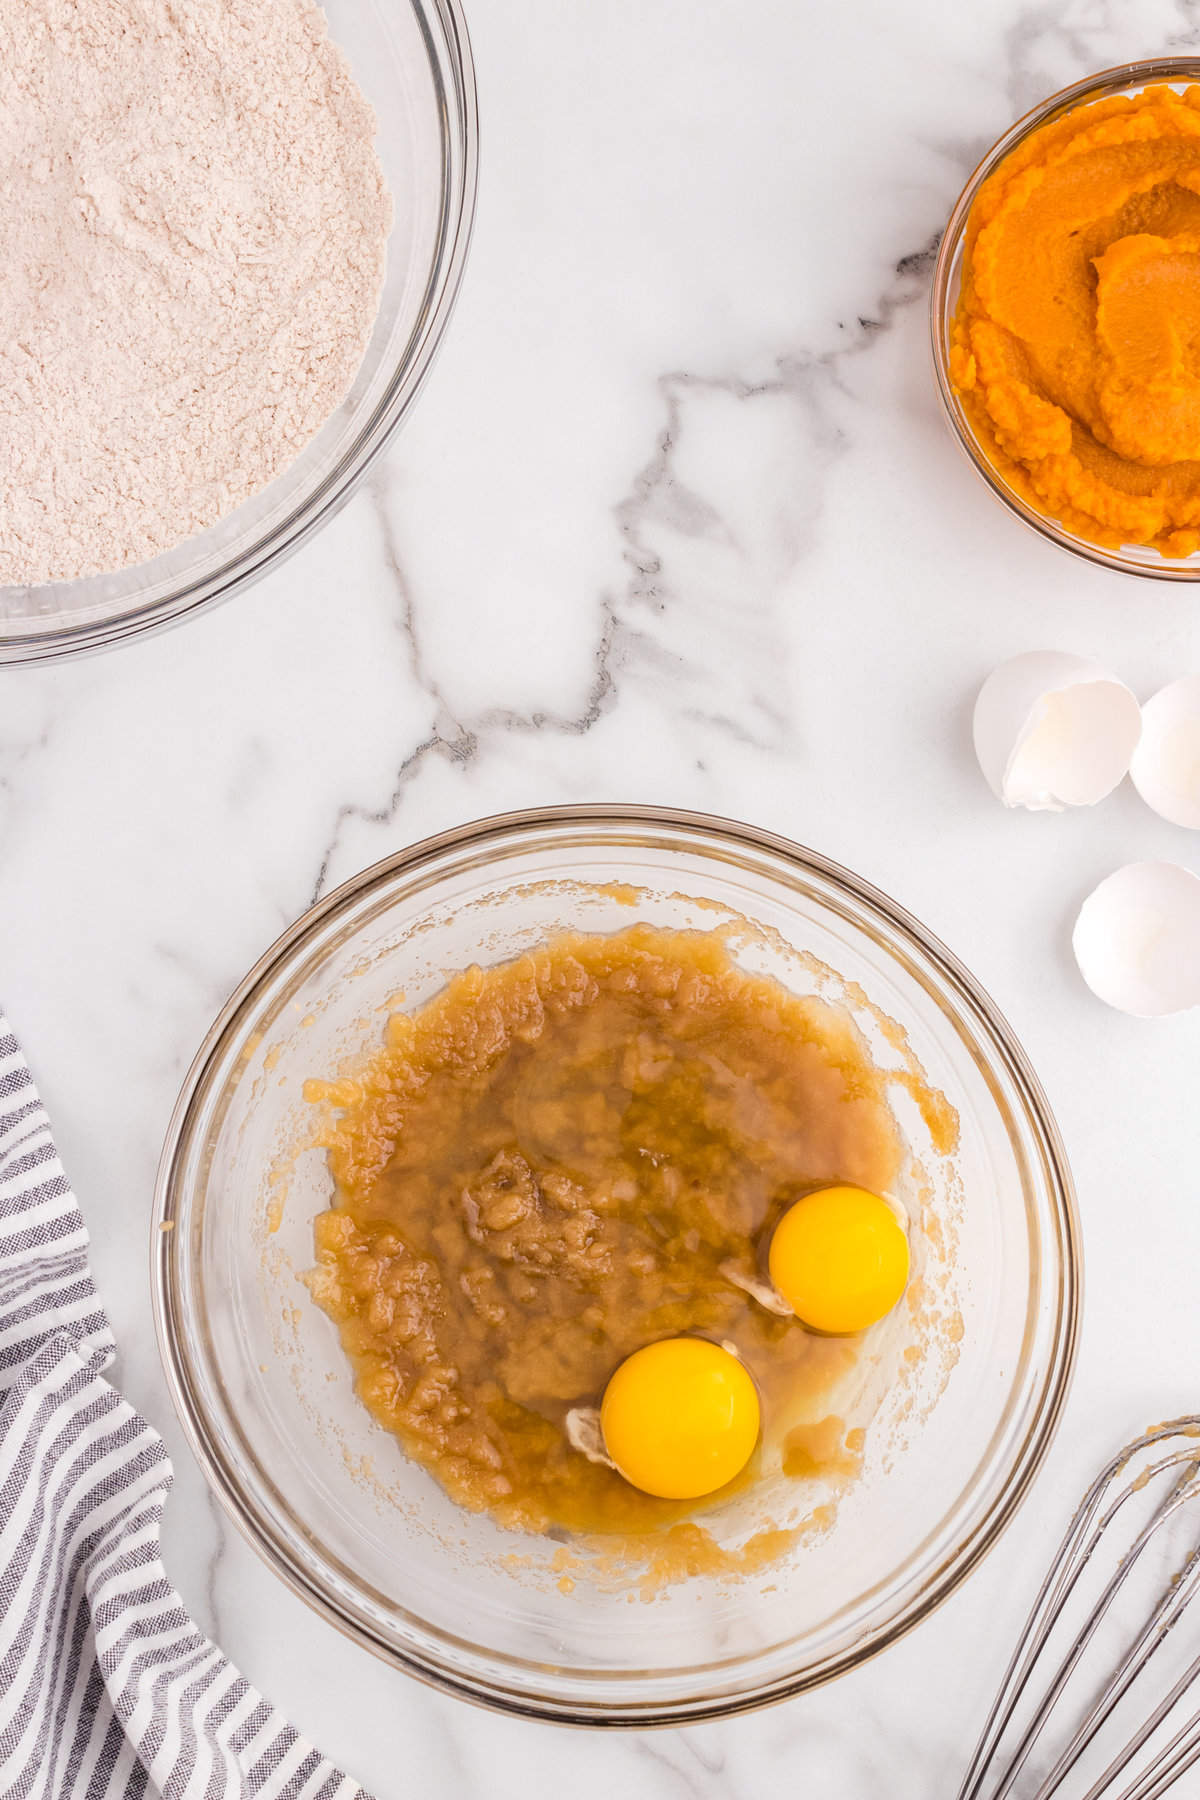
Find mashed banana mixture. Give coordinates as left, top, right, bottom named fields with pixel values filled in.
left=306, top=926, right=904, bottom=1535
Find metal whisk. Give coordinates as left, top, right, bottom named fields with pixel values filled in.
left=958, top=1419, right=1200, bottom=1800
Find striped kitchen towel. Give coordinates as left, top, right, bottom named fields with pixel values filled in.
left=0, top=1015, right=368, bottom=1800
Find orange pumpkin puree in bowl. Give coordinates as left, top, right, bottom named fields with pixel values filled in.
left=952, top=83, right=1200, bottom=556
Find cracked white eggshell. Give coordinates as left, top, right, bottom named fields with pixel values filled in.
left=1130, top=676, right=1200, bottom=829
left=973, top=652, right=1142, bottom=811
left=1072, top=862, right=1200, bottom=1016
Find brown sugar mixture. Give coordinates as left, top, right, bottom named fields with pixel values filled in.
left=305, top=926, right=904, bottom=1536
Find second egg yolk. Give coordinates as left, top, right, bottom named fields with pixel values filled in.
left=768, top=1185, right=910, bottom=1334
left=600, top=1337, right=761, bottom=1500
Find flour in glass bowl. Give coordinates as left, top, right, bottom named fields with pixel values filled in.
left=0, top=0, right=392, bottom=586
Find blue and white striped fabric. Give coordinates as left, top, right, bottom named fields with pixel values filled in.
left=0, top=1016, right=367, bottom=1800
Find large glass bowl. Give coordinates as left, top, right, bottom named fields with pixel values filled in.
left=0, top=0, right=477, bottom=664
left=931, top=58, right=1200, bottom=581
left=152, top=807, right=1080, bottom=1725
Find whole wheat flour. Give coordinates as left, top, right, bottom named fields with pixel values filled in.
left=0, top=0, right=392, bottom=586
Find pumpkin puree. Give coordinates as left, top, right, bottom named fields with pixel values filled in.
left=952, top=83, right=1200, bottom=555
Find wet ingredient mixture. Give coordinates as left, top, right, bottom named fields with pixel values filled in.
left=952, top=83, right=1200, bottom=555
left=306, top=926, right=905, bottom=1536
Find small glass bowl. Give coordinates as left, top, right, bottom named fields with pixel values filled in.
left=931, top=58, right=1200, bottom=581
left=153, top=807, right=1080, bottom=1725
left=0, top=0, right=477, bottom=664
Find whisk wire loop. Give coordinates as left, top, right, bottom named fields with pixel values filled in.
left=958, top=1420, right=1200, bottom=1800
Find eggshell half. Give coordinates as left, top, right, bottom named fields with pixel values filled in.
left=1072, top=862, right=1200, bottom=1016
left=1130, top=676, right=1200, bottom=829
left=973, top=652, right=1142, bottom=811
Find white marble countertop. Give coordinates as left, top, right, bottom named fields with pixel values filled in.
left=6, top=0, right=1200, bottom=1791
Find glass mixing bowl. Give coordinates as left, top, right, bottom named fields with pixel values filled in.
left=0, top=0, right=477, bottom=664
left=153, top=807, right=1080, bottom=1725
left=931, top=58, right=1200, bottom=581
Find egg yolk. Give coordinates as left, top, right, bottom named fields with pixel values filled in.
left=599, top=1337, right=761, bottom=1500
left=768, top=1185, right=909, bottom=1334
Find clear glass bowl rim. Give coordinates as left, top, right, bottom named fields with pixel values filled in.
left=930, top=55, right=1200, bottom=582
left=0, top=0, right=478, bottom=665
left=152, top=803, right=1081, bottom=1726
